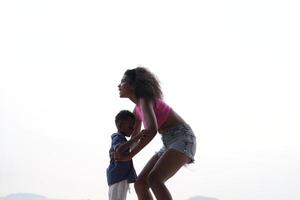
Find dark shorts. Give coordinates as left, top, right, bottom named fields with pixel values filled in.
left=157, top=123, right=197, bottom=163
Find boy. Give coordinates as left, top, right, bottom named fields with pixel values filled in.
left=106, top=110, right=141, bottom=200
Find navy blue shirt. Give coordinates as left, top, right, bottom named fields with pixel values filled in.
left=106, top=132, right=137, bottom=186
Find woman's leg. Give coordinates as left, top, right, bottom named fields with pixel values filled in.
left=148, top=148, right=190, bottom=200
left=134, top=153, right=160, bottom=200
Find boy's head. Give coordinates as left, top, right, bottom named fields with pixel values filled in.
left=115, top=110, right=135, bottom=137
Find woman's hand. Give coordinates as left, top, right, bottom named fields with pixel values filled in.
left=130, top=131, right=143, bottom=142
left=140, top=129, right=152, bottom=140
left=131, top=130, right=148, bottom=142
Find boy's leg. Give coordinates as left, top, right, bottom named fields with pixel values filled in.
left=108, top=180, right=129, bottom=200
left=108, top=183, right=117, bottom=200
left=119, top=180, right=129, bottom=200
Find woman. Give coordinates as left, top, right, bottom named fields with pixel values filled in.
left=115, top=67, right=196, bottom=200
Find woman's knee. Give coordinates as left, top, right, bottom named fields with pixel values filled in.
left=148, top=171, right=163, bottom=187
left=134, top=176, right=148, bottom=191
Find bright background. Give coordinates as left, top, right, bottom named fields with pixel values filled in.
left=1, top=0, right=300, bottom=200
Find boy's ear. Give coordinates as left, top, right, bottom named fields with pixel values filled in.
left=116, top=121, right=123, bottom=129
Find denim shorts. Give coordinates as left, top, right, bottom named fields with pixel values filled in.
left=157, top=123, right=196, bottom=163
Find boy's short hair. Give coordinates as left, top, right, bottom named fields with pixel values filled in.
left=115, top=110, right=135, bottom=125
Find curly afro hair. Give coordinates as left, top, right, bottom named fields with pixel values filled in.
left=124, top=67, right=163, bottom=100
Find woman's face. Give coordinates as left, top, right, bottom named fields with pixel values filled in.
left=118, top=75, right=134, bottom=98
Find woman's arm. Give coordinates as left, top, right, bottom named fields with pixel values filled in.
left=131, top=117, right=142, bottom=137
left=129, top=98, right=158, bottom=157
left=114, top=98, right=158, bottom=161
left=115, top=132, right=143, bottom=154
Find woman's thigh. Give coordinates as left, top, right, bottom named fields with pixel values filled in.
left=137, top=153, right=160, bottom=181
left=149, top=148, right=190, bottom=182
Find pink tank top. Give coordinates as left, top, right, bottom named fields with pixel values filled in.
left=134, top=98, right=172, bottom=129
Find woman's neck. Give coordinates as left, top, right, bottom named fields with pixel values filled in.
left=129, top=96, right=138, bottom=104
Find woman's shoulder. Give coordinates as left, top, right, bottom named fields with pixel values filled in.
left=137, top=97, right=157, bottom=106
left=136, top=98, right=170, bottom=113
left=154, top=98, right=171, bottom=108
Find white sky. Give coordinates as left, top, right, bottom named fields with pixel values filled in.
left=1, top=0, right=300, bottom=200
